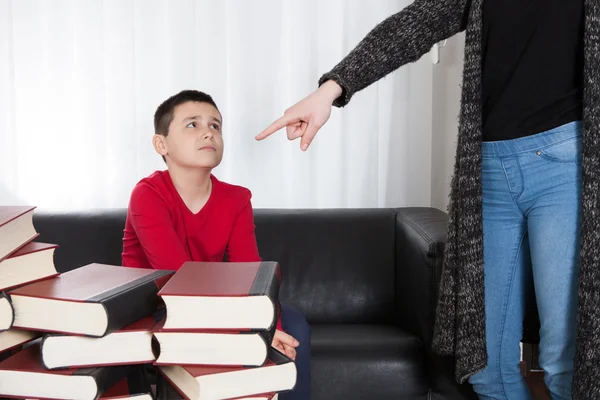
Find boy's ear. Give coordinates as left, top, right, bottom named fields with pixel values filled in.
left=153, top=134, right=168, bottom=157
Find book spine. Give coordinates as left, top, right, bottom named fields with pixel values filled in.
left=0, top=292, right=14, bottom=332
left=267, top=346, right=293, bottom=365
left=156, top=372, right=185, bottom=400
left=249, top=262, right=281, bottom=332
left=266, top=347, right=297, bottom=394
left=0, top=343, right=22, bottom=362
left=92, top=270, right=173, bottom=337
left=125, top=365, right=154, bottom=397
left=39, top=334, right=52, bottom=369
left=256, top=324, right=276, bottom=348
left=75, top=365, right=136, bottom=400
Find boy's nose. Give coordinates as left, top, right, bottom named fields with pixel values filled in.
left=202, top=129, right=214, bottom=139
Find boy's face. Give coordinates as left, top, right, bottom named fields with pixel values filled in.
left=154, top=101, right=224, bottom=169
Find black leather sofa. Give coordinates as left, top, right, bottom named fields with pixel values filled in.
left=32, top=207, right=477, bottom=400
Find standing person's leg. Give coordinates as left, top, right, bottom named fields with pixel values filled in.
left=524, top=125, right=582, bottom=400
left=279, top=304, right=311, bottom=400
left=469, top=143, right=532, bottom=400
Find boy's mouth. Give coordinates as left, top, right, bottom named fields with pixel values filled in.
left=199, top=146, right=216, bottom=151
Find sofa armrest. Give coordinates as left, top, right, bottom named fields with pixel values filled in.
left=394, top=207, right=448, bottom=345
left=395, top=208, right=477, bottom=400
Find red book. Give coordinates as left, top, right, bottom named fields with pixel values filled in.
left=41, top=315, right=159, bottom=369
left=0, top=343, right=135, bottom=400
left=158, top=347, right=295, bottom=400
left=9, top=263, right=173, bottom=337
left=158, top=261, right=281, bottom=331
left=0, top=242, right=59, bottom=291
left=153, top=316, right=271, bottom=367
left=0, top=206, right=38, bottom=262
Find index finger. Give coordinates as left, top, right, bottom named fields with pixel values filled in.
left=283, top=344, right=297, bottom=360
left=255, top=114, right=301, bottom=141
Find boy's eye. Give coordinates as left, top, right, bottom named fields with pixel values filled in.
left=211, top=123, right=221, bottom=130
left=186, top=122, right=197, bottom=128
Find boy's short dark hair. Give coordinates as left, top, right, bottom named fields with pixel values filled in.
left=154, top=90, right=219, bottom=136
left=153, top=90, right=220, bottom=163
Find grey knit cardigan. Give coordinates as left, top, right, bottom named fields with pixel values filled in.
left=319, top=0, right=600, bottom=397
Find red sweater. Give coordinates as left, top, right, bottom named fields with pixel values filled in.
left=121, top=170, right=282, bottom=330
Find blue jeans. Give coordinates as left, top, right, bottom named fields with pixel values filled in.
left=280, top=304, right=311, bottom=400
left=469, top=121, right=582, bottom=400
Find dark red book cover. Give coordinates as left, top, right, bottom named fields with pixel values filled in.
left=98, top=377, right=128, bottom=398
left=118, top=316, right=159, bottom=332
left=7, top=242, right=56, bottom=259
left=158, top=261, right=278, bottom=297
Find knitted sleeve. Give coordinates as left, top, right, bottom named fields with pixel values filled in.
left=319, top=0, right=472, bottom=107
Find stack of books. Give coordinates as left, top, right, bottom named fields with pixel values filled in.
left=0, top=206, right=298, bottom=400
left=153, top=261, right=297, bottom=400
left=0, top=207, right=58, bottom=337
left=0, top=206, right=173, bottom=399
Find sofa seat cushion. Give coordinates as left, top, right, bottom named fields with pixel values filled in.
left=311, top=324, right=429, bottom=400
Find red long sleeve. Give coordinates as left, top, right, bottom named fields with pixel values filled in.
left=226, top=194, right=260, bottom=262
left=126, top=182, right=191, bottom=270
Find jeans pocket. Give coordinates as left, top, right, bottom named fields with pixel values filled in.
left=537, top=137, right=582, bottom=164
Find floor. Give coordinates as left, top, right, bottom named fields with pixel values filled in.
left=527, top=371, right=551, bottom=400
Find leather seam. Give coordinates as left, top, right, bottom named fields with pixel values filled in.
left=395, top=212, right=437, bottom=254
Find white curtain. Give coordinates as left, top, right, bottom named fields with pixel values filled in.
left=0, top=0, right=435, bottom=209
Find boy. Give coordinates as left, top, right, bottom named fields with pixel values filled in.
left=122, top=90, right=310, bottom=399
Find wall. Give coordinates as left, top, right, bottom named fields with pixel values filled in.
left=430, top=33, right=466, bottom=212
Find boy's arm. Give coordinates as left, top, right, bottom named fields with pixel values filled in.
left=226, top=191, right=283, bottom=331
left=129, top=183, right=191, bottom=270
left=226, top=192, right=261, bottom=263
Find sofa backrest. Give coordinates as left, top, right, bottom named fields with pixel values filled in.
left=254, top=209, right=397, bottom=325
left=33, top=208, right=399, bottom=324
